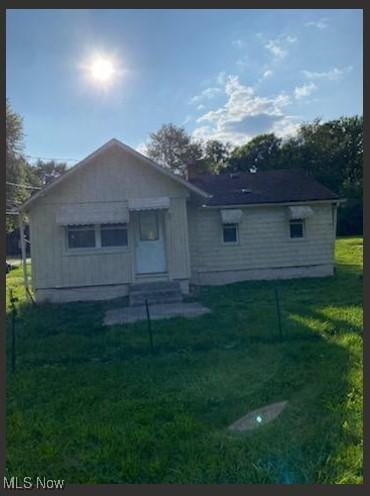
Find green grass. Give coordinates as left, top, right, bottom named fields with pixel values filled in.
left=5, top=237, right=363, bottom=483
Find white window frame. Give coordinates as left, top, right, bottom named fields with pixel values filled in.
left=65, top=223, right=129, bottom=254
left=222, top=223, right=239, bottom=245
left=289, top=219, right=305, bottom=240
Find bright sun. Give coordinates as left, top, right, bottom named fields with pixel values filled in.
left=89, top=57, right=115, bottom=82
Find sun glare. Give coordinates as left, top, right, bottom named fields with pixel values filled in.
left=89, top=57, right=115, bottom=83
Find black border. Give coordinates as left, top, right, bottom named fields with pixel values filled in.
left=1, top=2, right=367, bottom=495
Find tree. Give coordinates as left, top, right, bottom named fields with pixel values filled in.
left=6, top=101, right=31, bottom=231
left=229, top=133, right=282, bottom=171
left=31, top=159, right=67, bottom=186
left=203, top=140, right=231, bottom=173
left=146, top=123, right=203, bottom=175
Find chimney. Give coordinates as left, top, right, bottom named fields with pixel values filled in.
left=185, top=163, right=204, bottom=180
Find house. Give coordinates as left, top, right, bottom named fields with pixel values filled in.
left=20, top=138, right=340, bottom=303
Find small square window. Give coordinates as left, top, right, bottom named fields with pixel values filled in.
left=67, top=225, right=96, bottom=249
left=223, top=224, right=238, bottom=243
left=290, top=220, right=304, bottom=238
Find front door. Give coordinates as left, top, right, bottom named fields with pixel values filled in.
left=135, top=210, right=167, bottom=274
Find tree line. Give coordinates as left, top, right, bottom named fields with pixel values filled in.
left=6, top=101, right=362, bottom=235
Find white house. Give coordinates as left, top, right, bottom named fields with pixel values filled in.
left=20, top=138, right=340, bottom=303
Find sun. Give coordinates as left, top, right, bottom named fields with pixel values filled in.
left=89, top=57, right=115, bottom=83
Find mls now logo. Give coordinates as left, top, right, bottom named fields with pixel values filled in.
left=3, top=476, right=65, bottom=489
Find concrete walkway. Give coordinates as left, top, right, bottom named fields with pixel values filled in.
left=104, top=302, right=211, bottom=325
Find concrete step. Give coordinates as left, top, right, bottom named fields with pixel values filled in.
left=129, top=281, right=183, bottom=306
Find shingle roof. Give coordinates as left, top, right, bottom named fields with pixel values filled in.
left=189, top=169, right=339, bottom=206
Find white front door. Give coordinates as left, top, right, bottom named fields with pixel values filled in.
left=135, top=210, right=167, bottom=274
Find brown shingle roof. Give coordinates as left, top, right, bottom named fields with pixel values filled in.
left=189, top=169, right=339, bottom=206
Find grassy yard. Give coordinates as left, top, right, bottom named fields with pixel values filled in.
left=5, top=237, right=363, bottom=484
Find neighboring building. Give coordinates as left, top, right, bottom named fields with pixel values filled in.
left=20, top=139, right=340, bottom=303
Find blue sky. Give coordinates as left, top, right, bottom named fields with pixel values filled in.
left=7, top=9, right=363, bottom=165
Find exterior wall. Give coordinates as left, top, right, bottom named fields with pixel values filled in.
left=188, top=202, right=337, bottom=285
left=28, top=144, right=191, bottom=302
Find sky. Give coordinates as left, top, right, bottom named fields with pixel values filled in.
left=6, top=9, right=363, bottom=165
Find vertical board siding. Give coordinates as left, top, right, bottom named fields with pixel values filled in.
left=29, top=145, right=190, bottom=290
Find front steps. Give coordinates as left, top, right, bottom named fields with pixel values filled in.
left=129, top=281, right=183, bottom=306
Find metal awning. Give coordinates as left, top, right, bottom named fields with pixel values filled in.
left=288, top=206, right=314, bottom=220
left=56, top=203, right=129, bottom=225
left=128, top=197, right=170, bottom=211
left=220, top=208, right=243, bottom=224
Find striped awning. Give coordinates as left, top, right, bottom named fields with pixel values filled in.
left=220, top=209, right=243, bottom=224
left=128, top=197, right=170, bottom=211
left=56, top=203, right=129, bottom=225
left=288, top=206, right=314, bottom=220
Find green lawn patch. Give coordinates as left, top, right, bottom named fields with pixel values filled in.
left=5, top=237, right=363, bottom=483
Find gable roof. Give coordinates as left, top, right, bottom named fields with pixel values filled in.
left=21, top=138, right=209, bottom=211
left=189, top=169, right=339, bottom=207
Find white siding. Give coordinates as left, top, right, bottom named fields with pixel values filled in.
left=188, top=203, right=336, bottom=284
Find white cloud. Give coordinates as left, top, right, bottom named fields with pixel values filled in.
left=263, top=69, right=273, bottom=78
left=217, top=71, right=227, bottom=85
left=197, top=104, right=206, bottom=111
left=264, top=35, right=297, bottom=59
left=192, top=74, right=296, bottom=146
left=136, top=142, right=148, bottom=156
left=302, top=66, right=353, bottom=81
left=294, top=82, right=317, bottom=99
left=265, top=40, right=287, bottom=59
left=189, top=87, right=222, bottom=105
left=305, top=18, right=328, bottom=30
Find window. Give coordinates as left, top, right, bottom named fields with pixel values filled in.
left=289, top=220, right=304, bottom=239
left=67, top=225, right=96, bottom=249
left=101, top=223, right=128, bottom=247
left=139, top=211, right=158, bottom=241
left=66, top=223, right=128, bottom=250
left=223, top=223, right=239, bottom=244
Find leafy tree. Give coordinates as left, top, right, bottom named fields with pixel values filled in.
left=203, top=140, right=231, bottom=173
left=31, top=159, right=67, bottom=185
left=147, top=123, right=203, bottom=175
left=6, top=101, right=31, bottom=231
left=229, top=133, right=282, bottom=171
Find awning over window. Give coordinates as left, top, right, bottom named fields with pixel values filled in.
left=288, top=206, right=314, bottom=220
left=128, top=197, right=170, bottom=211
left=56, top=203, right=129, bottom=225
left=220, top=209, right=243, bottom=224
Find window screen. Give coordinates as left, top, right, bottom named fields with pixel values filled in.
left=290, top=220, right=304, bottom=238
left=223, top=224, right=238, bottom=243
left=67, top=225, right=96, bottom=249
left=101, top=224, right=128, bottom=247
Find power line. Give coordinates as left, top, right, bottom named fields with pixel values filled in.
left=6, top=181, right=41, bottom=190
left=24, top=154, right=79, bottom=162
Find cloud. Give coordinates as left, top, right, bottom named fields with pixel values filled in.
left=294, top=82, right=317, bottom=99
left=217, top=71, right=227, bottom=85
left=305, top=18, right=328, bottom=30
left=302, top=66, right=353, bottom=81
left=265, top=40, right=287, bottom=59
left=264, top=35, right=297, bottom=59
left=189, top=87, right=222, bottom=105
left=263, top=69, right=273, bottom=78
left=192, top=74, right=296, bottom=145
left=136, top=142, right=148, bottom=156
left=232, top=39, right=244, bottom=48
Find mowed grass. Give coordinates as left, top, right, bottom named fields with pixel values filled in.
left=5, top=237, right=363, bottom=483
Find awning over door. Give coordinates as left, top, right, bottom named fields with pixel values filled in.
left=288, top=206, right=314, bottom=220
left=220, top=208, right=243, bottom=224
left=128, top=197, right=170, bottom=211
left=56, top=203, right=129, bottom=225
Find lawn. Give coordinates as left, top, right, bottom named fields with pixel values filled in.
left=5, top=237, right=363, bottom=484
